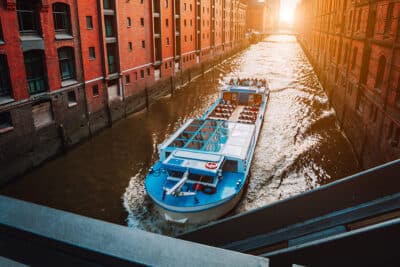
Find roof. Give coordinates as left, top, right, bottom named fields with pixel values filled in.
left=160, top=119, right=255, bottom=160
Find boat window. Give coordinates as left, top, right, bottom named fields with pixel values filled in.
left=188, top=173, right=214, bottom=184
left=223, top=160, right=238, bottom=172
left=168, top=170, right=214, bottom=184
left=169, top=170, right=184, bottom=178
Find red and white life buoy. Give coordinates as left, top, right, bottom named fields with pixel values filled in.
left=205, top=162, right=218, bottom=169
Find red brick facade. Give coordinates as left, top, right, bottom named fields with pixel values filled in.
left=296, top=0, right=400, bottom=168
left=0, top=0, right=248, bottom=182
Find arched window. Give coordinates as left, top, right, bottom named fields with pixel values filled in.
left=127, top=17, right=131, bottom=27
left=53, top=3, right=71, bottom=35
left=0, top=55, right=12, bottom=97
left=17, top=0, right=40, bottom=35
left=24, top=50, right=47, bottom=94
left=58, top=47, right=75, bottom=81
left=375, top=55, right=386, bottom=90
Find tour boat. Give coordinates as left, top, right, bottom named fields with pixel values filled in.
left=144, top=78, right=270, bottom=224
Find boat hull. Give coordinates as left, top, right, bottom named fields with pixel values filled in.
left=152, top=187, right=245, bottom=224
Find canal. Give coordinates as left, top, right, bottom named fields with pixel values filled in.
left=0, top=35, right=360, bottom=236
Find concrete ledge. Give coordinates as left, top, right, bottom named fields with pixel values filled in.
left=0, top=196, right=268, bottom=267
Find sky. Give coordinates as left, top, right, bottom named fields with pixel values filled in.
left=279, top=0, right=301, bottom=24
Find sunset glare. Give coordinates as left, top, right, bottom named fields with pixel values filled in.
left=280, top=0, right=299, bottom=24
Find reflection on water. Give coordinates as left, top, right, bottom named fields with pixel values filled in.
left=0, top=35, right=360, bottom=236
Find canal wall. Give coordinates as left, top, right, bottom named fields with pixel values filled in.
left=295, top=0, right=400, bottom=169
left=0, top=42, right=249, bottom=185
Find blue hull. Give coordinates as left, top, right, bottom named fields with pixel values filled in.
left=145, top=82, right=269, bottom=223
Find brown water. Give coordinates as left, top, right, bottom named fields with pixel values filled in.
left=0, top=35, right=360, bottom=236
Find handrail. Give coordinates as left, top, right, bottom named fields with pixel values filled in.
left=179, top=159, right=400, bottom=247
left=0, top=196, right=268, bottom=267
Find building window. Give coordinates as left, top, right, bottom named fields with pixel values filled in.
left=89, top=47, right=96, bottom=59
left=0, top=20, right=4, bottom=43
left=126, top=75, right=130, bottom=84
left=128, top=42, right=133, bottom=51
left=105, top=16, right=115, bottom=37
left=86, top=16, right=93, bottom=29
left=0, top=55, right=12, bottom=98
left=184, top=35, right=187, bottom=42
left=127, top=17, right=131, bottom=27
left=32, top=101, right=53, bottom=128
left=141, top=18, right=144, bottom=26
left=0, top=112, right=13, bottom=132
left=166, top=19, right=169, bottom=27
left=58, top=47, right=75, bottom=81
left=351, top=47, right=357, bottom=70
left=184, top=3, right=186, bottom=10
left=142, top=40, right=145, bottom=48
left=165, top=0, right=168, bottom=8
left=92, top=85, right=99, bottom=96
left=67, top=91, right=77, bottom=107
left=166, top=37, right=169, bottom=45
left=165, top=62, right=168, bottom=69
left=356, top=9, right=361, bottom=31
left=107, top=44, right=117, bottom=74
left=135, top=72, right=138, bottom=80
left=103, top=0, right=114, bottom=9
left=140, top=70, right=144, bottom=78
left=184, top=19, right=187, bottom=27
left=24, top=50, right=47, bottom=95
left=384, top=3, right=394, bottom=36
left=17, top=0, right=40, bottom=35
left=375, top=56, right=386, bottom=91
left=53, top=3, right=71, bottom=35
left=140, top=0, right=143, bottom=4
left=147, top=68, right=150, bottom=76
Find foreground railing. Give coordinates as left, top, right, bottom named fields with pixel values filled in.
left=0, top=196, right=268, bottom=267
left=180, top=159, right=400, bottom=266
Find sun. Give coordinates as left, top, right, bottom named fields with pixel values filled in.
left=280, top=0, right=297, bottom=25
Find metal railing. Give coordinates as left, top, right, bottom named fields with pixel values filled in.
left=180, top=159, right=400, bottom=266
left=0, top=196, right=268, bottom=267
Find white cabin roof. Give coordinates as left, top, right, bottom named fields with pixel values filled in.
left=160, top=119, right=255, bottom=160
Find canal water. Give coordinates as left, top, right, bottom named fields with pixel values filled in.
left=0, top=35, right=360, bottom=236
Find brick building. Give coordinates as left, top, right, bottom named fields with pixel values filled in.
left=246, top=0, right=267, bottom=32
left=0, top=0, right=249, bottom=182
left=296, top=0, right=400, bottom=168
left=246, top=0, right=280, bottom=33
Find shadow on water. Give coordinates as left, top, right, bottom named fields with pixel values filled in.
left=0, top=35, right=360, bottom=236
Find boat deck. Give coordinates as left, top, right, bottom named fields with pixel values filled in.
left=207, top=103, right=260, bottom=124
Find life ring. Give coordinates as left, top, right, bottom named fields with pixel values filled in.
left=203, top=186, right=217, bottom=194
left=205, top=162, right=218, bottom=169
